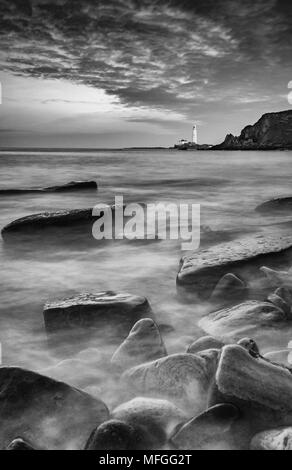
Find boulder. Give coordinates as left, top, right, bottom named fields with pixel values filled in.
left=122, top=352, right=219, bottom=412
left=0, top=367, right=109, bottom=450
left=267, top=293, right=291, bottom=317
left=172, top=403, right=240, bottom=450
left=199, top=301, right=287, bottom=342
left=260, top=266, right=292, bottom=289
left=85, top=420, right=137, bottom=450
left=177, top=234, right=292, bottom=300
left=43, top=291, right=153, bottom=336
left=209, top=345, right=292, bottom=449
left=256, top=197, right=292, bottom=214
left=250, top=427, right=292, bottom=450
left=275, top=287, right=292, bottom=306
left=112, top=397, right=187, bottom=448
left=237, top=338, right=260, bottom=357
left=264, top=350, right=291, bottom=368
left=6, top=438, right=35, bottom=450
left=111, top=319, right=167, bottom=370
left=210, top=273, right=246, bottom=306
left=187, top=336, right=225, bottom=355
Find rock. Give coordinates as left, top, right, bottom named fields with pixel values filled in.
left=177, top=234, right=292, bottom=299
left=172, top=403, right=240, bottom=450
left=256, top=197, right=292, bottom=214
left=209, top=345, right=292, bottom=449
left=264, top=350, right=291, bottom=368
left=85, top=420, right=137, bottom=450
left=237, top=338, right=260, bottom=357
left=260, top=266, right=291, bottom=289
left=212, top=110, right=292, bottom=150
left=199, top=301, right=287, bottom=342
left=111, top=319, right=167, bottom=370
left=0, top=181, right=97, bottom=195
left=275, top=287, right=292, bottom=306
left=0, top=367, right=109, bottom=450
left=187, top=336, right=225, bottom=355
left=6, top=438, right=35, bottom=450
left=43, top=291, right=153, bottom=335
left=112, top=397, right=187, bottom=448
left=267, top=293, right=291, bottom=317
left=210, top=273, right=246, bottom=306
left=122, top=352, right=218, bottom=412
left=250, top=427, right=292, bottom=450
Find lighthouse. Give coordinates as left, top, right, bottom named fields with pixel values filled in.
left=192, top=125, right=198, bottom=145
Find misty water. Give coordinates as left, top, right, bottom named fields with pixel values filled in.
left=0, top=149, right=292, bottom=413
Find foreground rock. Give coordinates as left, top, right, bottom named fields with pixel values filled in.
left=199, top=301, right=288, bottom=342
left=85, top=420, right=137, bottom=450
left=0, top=367, right=109, bottom=450
left=212, top=110, right=292, bottom=150
left=0, top=181, right=97, bottom=195
left=112, top=397, right=187, bottom=449
left=256, top=197, right=292, bottom=214
left=111, top=319, right=167, bottom=370
left=250, top=427, right=292, bottom=450
left=123, top=352, right=218, bottom=412
left=177, top=234, right=292, bottom=299
left=43, top=291, right=153, bottom=335
left=187, top=336, right=225, bottom=355
left=6, top=438, right=35, bottom=450
left=172, top=403, right=240, bottom=450
left=209, top=345, right=292, bottom=449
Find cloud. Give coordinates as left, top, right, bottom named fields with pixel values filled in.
left=0, top=0, right=291, bottom=119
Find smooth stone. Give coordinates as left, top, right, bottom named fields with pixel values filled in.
left=267, top=293, right=291, bottom=318
left=187, top=336, right=225, bottom=355
left=111, top=319, right=167, bottom=371
left=199, top=300, right=286, bottom=342
left=209, top=345, right=292, bottom=449
left=210, top=273, right=246, bottom=305
left=264, top=350, right=291, bottom=368
left=256, top=197, right=292, bottom=214
left=177, top=234, right=292, bottom=299
left=260, top=266, right=291, bottom=289
left=250, top=427, right=292, bottom=450
left=6, top=438, right=35, bottom=450
left=237, top=338, right=260, bottom=357
left=85, top=420, right=137, bottom=450
left=112, top=397, right=187, bottom=448
left=122, top=352, right=219, bottom=412
left=275, top=287, right=292, bottom=306
left=0, top=367, right=109, bottom=450
left=172, top=403, right=240, bottom=450
left=43, top=291, right=153, bottom=334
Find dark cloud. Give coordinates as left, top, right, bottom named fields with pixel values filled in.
left=0, top=0, right=291, bottom=116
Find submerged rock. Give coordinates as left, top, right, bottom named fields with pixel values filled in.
left=267, top=293, right=291, bottom=317
left=112, top=397, right=187, bottom=449
left=187, top=336, right=225, bottom=355
left=123, top=352, right=218, bottom=412
left=275, top=287, right=292, bottom=307
left=199, top=300, right=287, bottom=342
left=260, top=266, right=291, bottom=289
left=250, top=427, right=292, bottom=450
left=43, top=291, right=153, bottom=335
left=0, top=181, right=97, bottom=195
left=0, top=367, right=109, bottom=450
left=172, top=403, right=240, bottom=450
left=6, top=437, right=35, bottom=450
left=210, top=273, right=246, bottom=306
left=256, top=197, right=292, bottom=214
left=85, top=420, right=137, bottom=450
left=264, top=350, right=291, bottom=368
left=111, top=319, right=167, bottom=370
left=177, top=234, right=292, bottom=300
left=209, top=345, right=292, bottom=449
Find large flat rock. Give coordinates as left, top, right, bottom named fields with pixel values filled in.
left=177, top=234, right=292, bottom=299
left=0, top=367, right=109, bottom=450
left=43, top=291, right=153, bottom=335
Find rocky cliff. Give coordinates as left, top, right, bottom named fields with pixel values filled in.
left=213, top=110, right=292, bottom=150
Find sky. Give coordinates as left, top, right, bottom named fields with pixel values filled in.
left=0, top=0, right=291, bottom=148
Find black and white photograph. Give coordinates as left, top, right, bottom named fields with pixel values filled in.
left=0, top=0, right=292, bottom=453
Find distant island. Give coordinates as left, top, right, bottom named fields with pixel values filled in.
left=213, top=110, right=292, bottom=150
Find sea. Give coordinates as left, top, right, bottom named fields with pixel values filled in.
left=0, top=149, right=292, bottom=409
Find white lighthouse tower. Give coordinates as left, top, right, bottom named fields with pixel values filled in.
left=192, top=124, right=198, bottom=145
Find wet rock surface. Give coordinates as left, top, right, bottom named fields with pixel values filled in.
left=0, top=181, right=97, bottom=195
left=177, top=234, right=292, bottom=299
left=250, top=427, right=292, bottom=450
left=256, top=197, right=292, bottom=214
left=0, top=367, right=109, bottom=450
